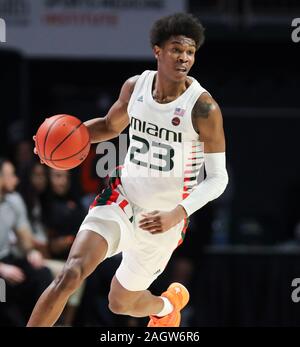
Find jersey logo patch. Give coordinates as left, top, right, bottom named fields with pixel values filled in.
left=172, top=117, right=180, bottom=126
left=137, top=95, right=143, bottom=102
left=174, top=107, right=185, bottom=117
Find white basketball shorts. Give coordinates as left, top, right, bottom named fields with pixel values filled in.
left=78, top=167, right=188, bottom=291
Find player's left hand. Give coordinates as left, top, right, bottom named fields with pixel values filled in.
left=139, top=206, right=187, bottom=234
left=32, top=135, right=44, bottom=164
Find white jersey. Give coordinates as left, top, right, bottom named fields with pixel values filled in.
left=121, top=70, right=209, bottom=211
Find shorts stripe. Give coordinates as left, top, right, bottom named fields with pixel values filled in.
left=177, top=217, right=189, bottom=247
left=89, top=166, right=133, bottom=222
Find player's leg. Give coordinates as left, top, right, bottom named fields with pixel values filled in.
left=27, top=230, right=108, bottom=327
left=108, top=275, right=164, bottom=317
left=107, top=218, right=190, bottom=327
left=108, top=259, right=189, bottom=326
left=108, top=275, right=189, bottom=327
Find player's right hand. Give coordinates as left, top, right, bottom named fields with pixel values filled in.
left=32, top=135, right=44, bottom=164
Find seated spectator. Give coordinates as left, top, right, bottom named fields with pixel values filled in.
left=14, top=140, right=35, bottom=184
left=19, top=161, right=49, bottom=257
left=20, top=163, right=86, bottom=325
left=0, top=158, right=53, bottom=326
left=43, top=168, right=86, bottom=325
left=45, top=169, right=86, bottom=260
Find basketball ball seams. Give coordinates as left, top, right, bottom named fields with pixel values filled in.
left=42, top=139, right=90, bottom=162
left=49, top=121, right=84, bottom=161
left=36, top=114, right=91, bottom=170
left=41, top=140, right=90, bottom=170
left=43, top=114, right=68, bottom=163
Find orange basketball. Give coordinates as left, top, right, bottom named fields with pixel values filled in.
left=35, top=114, right=90, bottom=170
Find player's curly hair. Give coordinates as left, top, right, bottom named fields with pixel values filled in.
left=150, top=13, right=205, bottom=50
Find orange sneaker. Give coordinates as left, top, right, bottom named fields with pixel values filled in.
left=147, top=282, right=190, bottom=327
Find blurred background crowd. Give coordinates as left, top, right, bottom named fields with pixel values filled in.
left=0, top=0, right=300, bottom=326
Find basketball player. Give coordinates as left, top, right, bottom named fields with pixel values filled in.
left=28, top=13, right=228, bottom=327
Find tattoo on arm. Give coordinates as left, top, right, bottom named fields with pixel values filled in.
left=192, top=99, right=214, bottom=119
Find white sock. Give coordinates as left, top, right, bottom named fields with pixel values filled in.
left=156, top=297, right=174, bottom=317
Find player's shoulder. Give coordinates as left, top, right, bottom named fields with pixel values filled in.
left=124, top=75, right=140, bottom=90
left=192, top=92, right=221, bottom=120
left=123, top=70, right=153, bottom=90
left=119, top=75, right=140, bottom=104
left=197, top=92, right=217, bottom=106
left=119, top=75, right=139, bottom=100
left=188, top=76, right=217, bottom=107
left=120, top=71, right=153, bottom=101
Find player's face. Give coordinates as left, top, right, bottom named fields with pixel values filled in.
left=154, top=35, right=196, bottom=82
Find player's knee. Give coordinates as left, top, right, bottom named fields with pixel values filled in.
left=55, top=258, right=83, bottom=293
left=108, top=295, right=132, bottom=315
